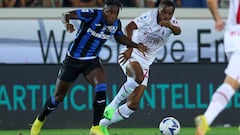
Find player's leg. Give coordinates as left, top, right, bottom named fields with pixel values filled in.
left=31, top=57, right=78, bottom=135
left=195, top=76, right=237, bottom=135
left=110, top=85, right=146, bottom=124
left=104, top=77, right=139, bottom=119
left=115, top=62, right=149, bottom=116
left=195, top=52, right=240, bottom=135
left=100, top=85, right=146, bottom=126
left=84, top=61, right=109, bottom=135
left=31, top=79, right=73, bottom=135
left=104, top=61, right=144, bottom=119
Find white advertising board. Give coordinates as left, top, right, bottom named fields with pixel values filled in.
left=0, top=8, right=227, bottom=64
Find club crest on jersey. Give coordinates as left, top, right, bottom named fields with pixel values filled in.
left=106, top=26, right=118, bottom=33
left=102, top=26, right=117, bottom=33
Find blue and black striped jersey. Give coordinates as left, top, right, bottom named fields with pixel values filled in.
left=68, top=8, right=124, bottom=58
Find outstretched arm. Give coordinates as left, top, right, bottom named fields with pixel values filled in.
left=115, top=34, right=148, bottom=55
left=61, top=11, right=78, bottom=33
left=115, top=35, right=140, bottom=48
left=117, top=21, right=140, bottom=64
left=207, top=0, right=221, bottom=22
left=115, top=21, right=148, bottom=52
left=207, top=0, right=225, bottom=31
left=125, top=21, right=138, bottom=39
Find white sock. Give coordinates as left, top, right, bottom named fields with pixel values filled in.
left=108, top=78, right=139, bottom=109
left=204, top=83, right=235, bottom=125
left=99, top=118, right=112, bottom=127
left=100, top=103, right=134, bottom=126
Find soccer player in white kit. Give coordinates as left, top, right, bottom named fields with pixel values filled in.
left=194, top=0, right=240, bottom=135
left=98, top=0, right=181, bottom=133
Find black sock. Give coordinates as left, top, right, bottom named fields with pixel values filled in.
left=38, top=96, right=59, bottom=121
left=93, top=91, right=106, bottom=126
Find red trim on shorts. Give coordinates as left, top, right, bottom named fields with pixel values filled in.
left=237, top=2, right=240, bottom=24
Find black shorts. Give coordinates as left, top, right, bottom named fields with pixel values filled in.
left=57, top=56, right=103, bottom=82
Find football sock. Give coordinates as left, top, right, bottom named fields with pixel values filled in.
left=93, top=84, right=107, bottom=126
left=111, top=103, right=134, bottom=125
left=108, top=78, right=139, bottom=109
left=38, top=96, right=59, bottom=121
left=100, top=103, right=134, bottom=126
left=204, top=83, right=235, bottom=125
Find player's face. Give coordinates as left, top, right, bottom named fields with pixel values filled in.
left=103, top=5, right=119, bottom=25
left=158, top=5, right=174, bottom=21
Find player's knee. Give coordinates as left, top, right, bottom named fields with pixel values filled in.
left=135, top=75, right=144, bottom=84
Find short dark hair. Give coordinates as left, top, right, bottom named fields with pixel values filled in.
left=104, top=0, right=123, bottom=9
left=160, top=0, right=175, bottom=11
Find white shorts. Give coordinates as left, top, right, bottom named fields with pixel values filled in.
left=118, top=54, right=150, bottom=87
left=224, top=51, right=240, bottom=83
left=224, top=26, right=240, bottom=52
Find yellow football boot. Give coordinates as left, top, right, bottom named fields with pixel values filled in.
left=90, top=125, right=109, bottom=135
left=194, top=115, right=210, bottom=135
left=30, top=118, right=45, bottom=135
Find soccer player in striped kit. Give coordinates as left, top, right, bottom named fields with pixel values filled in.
left=195, top=0, right=240, bottom=135
left=30, top=0, right=148, bottom=135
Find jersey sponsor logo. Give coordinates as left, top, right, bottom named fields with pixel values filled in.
left=87, top=28, right=111, bottom=39
left=143, top=34, right=163, bottom=44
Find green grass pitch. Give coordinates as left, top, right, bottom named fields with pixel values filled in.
left=0, top=127, right=239, bottom=135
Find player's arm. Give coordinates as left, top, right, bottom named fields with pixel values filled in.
left=125, top=21, right=138, bottom=40
left=122, top=21, right=138, bottom=56
left=207, top=0, right=225, bottom=31
left=207, top=0, right=221, bottom=22
left=114, top=20, right=147, bottom=53
left=118, top=21, right=139, bottom=64
left=62, top=9, right=95, bottom=33
left=160, top=20, right=181, bottom=35
left=115, top=35, right=147, bottom=52
left=61, top=11, right=78, bottom=33
left=116, top=34, right=148, bottom=61
left=168, top=23, right=181, bottom=35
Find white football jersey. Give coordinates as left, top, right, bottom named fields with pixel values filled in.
left=224, top=0, right=240, bottom=52
left=131, top=9, right=180, bottom=65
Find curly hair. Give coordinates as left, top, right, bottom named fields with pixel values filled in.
left=104, top=0, right=123, bottom=9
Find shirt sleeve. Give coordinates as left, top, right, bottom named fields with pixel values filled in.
left=76, top=8, right=96, bottom=23
left=132, top=11, right=151, bottom=29
left=170, top=16, right=180, bottom=27
left=114, top=20, right=124, bottom=36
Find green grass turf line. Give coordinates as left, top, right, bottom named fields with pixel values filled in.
left=0, top=127, right=239, bottom=135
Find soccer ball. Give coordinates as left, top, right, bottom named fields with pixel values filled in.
left=159, top=117, right=181, bottom=135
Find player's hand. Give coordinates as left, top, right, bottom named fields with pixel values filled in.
left=118, top=48, right=133, bottom=65
left=65, top=23, right=75, bottom=33
left=215, top=19, right=225, bottom=31
left=160, top=20, right=171, bottom=28
left=137, top=43, right=148, bottom=56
